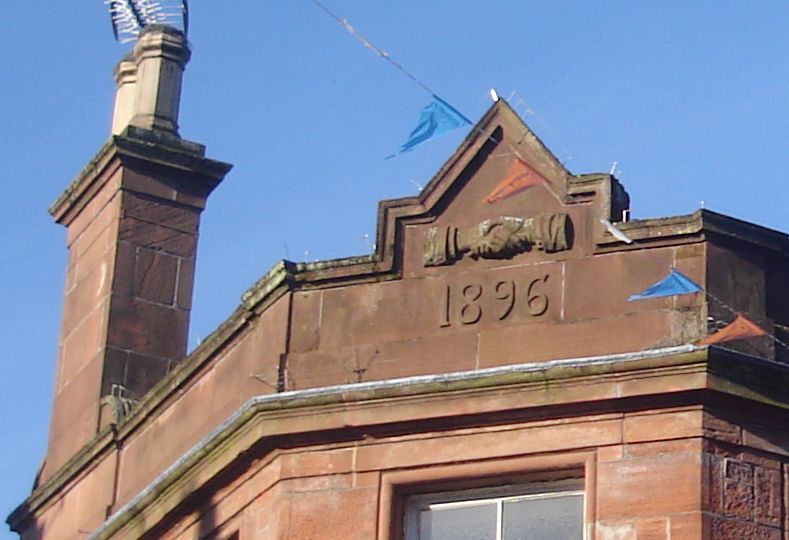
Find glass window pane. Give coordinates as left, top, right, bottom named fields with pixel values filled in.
left=502, top=493, right=583, bottom=540
left=419, top=502, right=497, bottom=540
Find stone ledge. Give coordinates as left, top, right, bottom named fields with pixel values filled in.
left=10, top=344, right=789, bottom=535
left=596, top=209, right=789, bottom=254
left=49, top=131, right=232, bottom=225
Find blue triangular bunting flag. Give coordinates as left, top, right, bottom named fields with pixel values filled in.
left=386, top=94, right=471, bottom=159
left=627, top=268, right=702, bottom=301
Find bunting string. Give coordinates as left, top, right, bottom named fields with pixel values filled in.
left=311, top=2, right=786, bottom=359
left=705, top=290, right=789, bottom=353
left=310, top=0, right=584, bottom=171
left=511, top=94, right=577, bottom=166
left=308, top=0, right=543, bottom=161
left=609, top=222, right=789, bottom=354
left=310, top=0, right=434, bottom=95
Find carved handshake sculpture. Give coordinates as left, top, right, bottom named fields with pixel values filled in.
left=423, top=213, right=572, bottom=267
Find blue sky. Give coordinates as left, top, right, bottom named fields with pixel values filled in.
left=3, top=1, right=789, bottom=533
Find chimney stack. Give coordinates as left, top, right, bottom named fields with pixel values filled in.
left=42, top=27, right=231, bottom=481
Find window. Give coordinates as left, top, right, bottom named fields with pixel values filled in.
left=404, top=481, right=583, bottom=540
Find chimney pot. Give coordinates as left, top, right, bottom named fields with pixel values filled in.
left=129, top=26, right=191, bottom=135
left=111, top=54, right=137, bottom=135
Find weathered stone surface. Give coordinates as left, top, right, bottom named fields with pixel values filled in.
left=723, top=459, right=754, bottom=519
left=478, top=309, right=676, bottom=366
left=289, top=290, right=322, bottom=353
left=754, top=466, right=783, bottom=527
left=422, top=212, right=571, bottom=266
left=133, top=248, right=178, bottom=305
left=709, top=517, right=781, bottom=540
left=669, top=513, right=703, bottom=539
left=597, top=444, right=703, bottom=519
left=175, top=255, right=195, bottom=311
left=703, top=411, right=742, bottom=445
left=107, top=299, right=189, bottom=359
left=634, top=518, right=669, bottom=540
left=623, top=409, right=702, bottom=444
left=283, top=483, right=378, bottom=539
left=20, top=95, right=789, bottom=540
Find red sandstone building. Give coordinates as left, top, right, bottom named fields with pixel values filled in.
left=7, top=26, right=789, bottom=540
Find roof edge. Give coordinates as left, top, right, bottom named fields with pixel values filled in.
left=595, top=208, right=789, bottom=256
left=84, top=344, right=703, bottom=539
left=80, top=343, right=789, bottom=540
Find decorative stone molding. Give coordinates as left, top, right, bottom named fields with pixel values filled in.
left=423, top=213, right=572, bottom=266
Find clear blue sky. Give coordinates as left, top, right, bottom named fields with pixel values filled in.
left=3, top=1, right=789, bottom=534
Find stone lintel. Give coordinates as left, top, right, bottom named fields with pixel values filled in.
left=49, top=129, right=232, bottom=226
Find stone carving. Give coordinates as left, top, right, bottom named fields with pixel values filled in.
left=423, top=213, right=572, bottom=267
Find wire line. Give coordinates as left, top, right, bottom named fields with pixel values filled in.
left=314, top=0, right=784, bottom=360
left=310, top=0, right=435, bottom=95
left=308, top=0, right=568, bottom=173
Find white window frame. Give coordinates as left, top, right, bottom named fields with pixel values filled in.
left=404, top=480, right=584, bottom=540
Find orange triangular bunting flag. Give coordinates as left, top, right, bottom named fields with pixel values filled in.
left=484, top=157, right=547, bottom=204
left=698, top=314, right=766, bottom=346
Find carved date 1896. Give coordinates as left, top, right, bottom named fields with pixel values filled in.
left=440, top=275, right=550, bottom=327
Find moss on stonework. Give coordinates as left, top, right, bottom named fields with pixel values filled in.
left=49, top=138, right=115, bottom=217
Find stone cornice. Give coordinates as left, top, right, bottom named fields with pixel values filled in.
left=49, top=128, right=232, bottom=225
left=595, top=208, right=789, bottom=256
left=701, top=208, right=789, bottom=254
left=10, top=344, right=789, bottom=535
left=82, top=345, right=789, bottom=539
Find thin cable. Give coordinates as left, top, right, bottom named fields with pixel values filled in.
left=310, top=0, right=434, bottom=95
left=513, top=95, right=577, bottom=162
left=315, top=1, right=782, bottom=360
left=309, top=0, right=575, bottom=175
left=604, top=223, right=789, bottom=355
left=309, top=0, right=499, bottom=146
left=705, top=291, right=789, bottom=353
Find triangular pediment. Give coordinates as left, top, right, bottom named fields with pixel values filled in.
left=375, top=100, right=629, bottom=279
left=420, top=100, right=573, bottom=214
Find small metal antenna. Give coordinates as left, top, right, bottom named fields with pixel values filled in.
left=105, top=0, right=189, bottom=43
left=408, top=178, right=423, bottom=192
left=609, top=161, right=618, bottom=175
